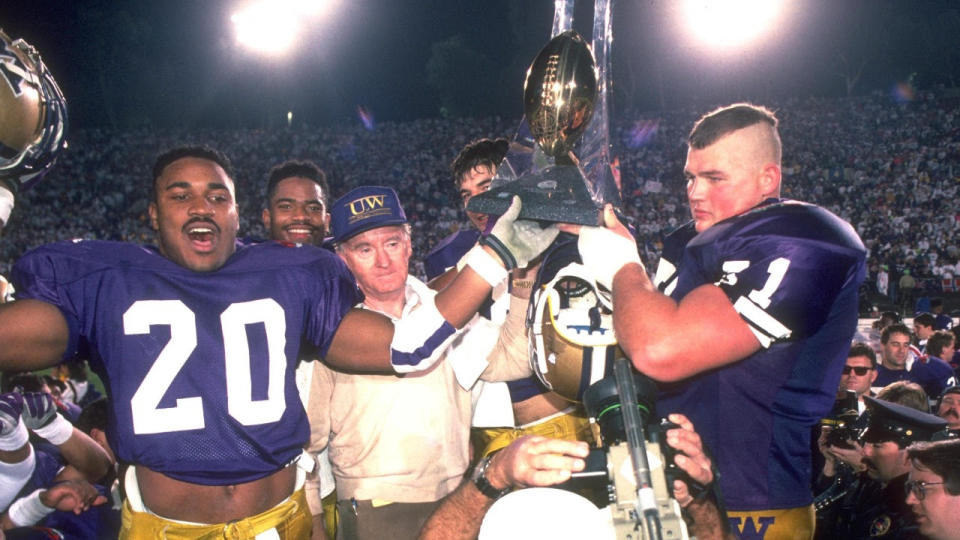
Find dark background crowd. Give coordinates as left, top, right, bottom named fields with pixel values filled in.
left=3, top=89, right=959, bottom=315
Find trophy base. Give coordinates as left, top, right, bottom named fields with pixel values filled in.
left=467, top=165, right=602, bottom=226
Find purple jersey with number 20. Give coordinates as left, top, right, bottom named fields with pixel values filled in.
left=13, top=240, right=361, bottom=485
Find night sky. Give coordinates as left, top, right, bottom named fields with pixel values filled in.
left=2, top=0, right=959, bottom=129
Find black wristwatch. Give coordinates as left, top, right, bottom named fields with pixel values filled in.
left=471, top=455, right=511, bottom=500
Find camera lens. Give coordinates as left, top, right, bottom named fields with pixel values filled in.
left=583, top=371, right=658, bottom=445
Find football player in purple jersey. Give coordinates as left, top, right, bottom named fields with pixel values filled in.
left=0, top=146, right=558, bottom=538
left=573, top=104, right=867, bottom=538
left=261, top=160, right=331, bottom=247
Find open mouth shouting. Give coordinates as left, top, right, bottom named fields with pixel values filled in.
left=185, top=218, right=220, bottom=252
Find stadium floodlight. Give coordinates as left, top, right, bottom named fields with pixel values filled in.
left=682, top=0, right=786, bottom=52
left=231, top=0, right=331, bottom=55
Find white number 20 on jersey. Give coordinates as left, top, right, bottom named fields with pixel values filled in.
left=125, top=299, right=287, bottom=435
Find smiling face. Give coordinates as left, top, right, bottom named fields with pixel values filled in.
left=148, top=156, right=239, bottom=273
left=684, top=124, right=780, bottom=233
left=262, top=176, right=328, bottom=245
left=459, top=164, right=495, bottom=231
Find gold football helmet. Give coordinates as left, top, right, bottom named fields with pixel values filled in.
left=529, top=260, right=624, bottom=402
left=0, top=28, right=67, bottom=191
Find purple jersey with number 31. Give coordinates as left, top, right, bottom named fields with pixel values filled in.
left=654, top=199, right=867, bottom=511
left=13, top=240, right=361, bottom=485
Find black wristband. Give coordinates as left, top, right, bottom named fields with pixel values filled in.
left=480, top=235, right=517, bottom=271
left=471, top=455, right=511, bottom=500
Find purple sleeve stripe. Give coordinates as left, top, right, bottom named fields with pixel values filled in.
left=390, top=321, right=456, bottom=368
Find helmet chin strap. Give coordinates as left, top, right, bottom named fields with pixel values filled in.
left=530, top=261, right=621, bottom=401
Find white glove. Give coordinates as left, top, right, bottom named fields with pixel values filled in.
left=482, top=196, right=559, bottom=270
left=577, top=225, right=643, bottom=290
left=21, top=392, right=72, bottom=445
left=20, top=392, right=58, bottom=431
left=0, top=392, right=28, bottom=451
left=0, top=392, right=24, bottom=438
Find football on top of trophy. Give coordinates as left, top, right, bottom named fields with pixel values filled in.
left=523, top=30, right=598, bottom=160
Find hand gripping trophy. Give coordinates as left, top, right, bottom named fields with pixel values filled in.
left=470, top=3, right=694, bottom=540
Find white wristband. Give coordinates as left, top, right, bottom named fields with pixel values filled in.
left=577, top=226, right=644, bottom=290
left=0, top=420, right=28, bottom=451
left=8, top=489, right=54, bottom=527
left=33, top=413, right=73, bottom=445
left=463, top=245, right=508, bottom=288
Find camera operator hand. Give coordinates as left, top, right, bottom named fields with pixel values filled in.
left=418, top=436, right=590, bottom=540
left=664, top=413, right=713, bottom=507
left=817, top=426, right=839, bottom=477
left=485, top=435, right=590, bottom=490
left=664, top=413, right=736, bottom=540
left=826, top=441, right=866, bottom=472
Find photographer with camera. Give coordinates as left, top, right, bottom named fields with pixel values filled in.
left=817, top=382, right=944, bottom=539
left=814, top=344, right=881, bottom=537
left=818, top=343, right=879, bottom=481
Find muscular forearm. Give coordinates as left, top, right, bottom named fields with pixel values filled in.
left=612, top=266, right=759, bottom=382
left=610, top=264, right=678, bottom=377
left=685, top=498, right=736, bottom=540
left=57, top=429, right=113, bottom=483
left=418, top=482, right=493, bottom=540
left=310, top=513, right=329, bottom=540
left=434, top=246, right=502, bottom=329
left=480, top=294, right=533, bottom=382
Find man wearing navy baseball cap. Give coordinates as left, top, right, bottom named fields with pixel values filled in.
left=329, top=186, right=409, bottom=245
left=306, top=186, right=539, bottom=540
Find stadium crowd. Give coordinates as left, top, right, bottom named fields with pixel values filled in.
left=2, top=89, right=960, bottom=311
left=4, top=75, right=960, bottom=539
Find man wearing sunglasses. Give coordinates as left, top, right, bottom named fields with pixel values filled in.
left=817, top=343, right=879, bottom=488
left=905, top=439, right=960, bottom=540
left=843, top=343, right=880, bottom=411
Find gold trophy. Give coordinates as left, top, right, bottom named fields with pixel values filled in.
left=525, top=30, right=597, bottom=163
left=467, top=30, right=617, bottom=225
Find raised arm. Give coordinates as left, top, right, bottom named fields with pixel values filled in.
left=0, top=300, right=70, bottom=372
left=326, top=197, right=558, bottom=374
left=20, top=393, right=112, bottom=484
left=576, top=206, right=759, bottom=382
